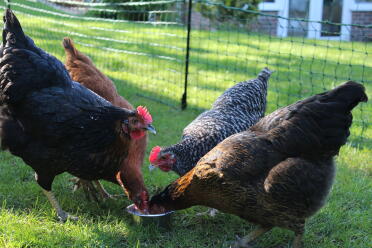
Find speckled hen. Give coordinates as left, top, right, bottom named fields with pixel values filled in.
left=150, top=68, right=272, bottom=176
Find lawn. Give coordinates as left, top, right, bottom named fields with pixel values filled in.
left=0, top=1, right=371, bottom=247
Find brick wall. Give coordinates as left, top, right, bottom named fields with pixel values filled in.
left=351, top=11, right=372, bottom=42
left=190, top=10, right=279, bottom=34
left=191, top=10, right=212, bottom=29
left=248, top=11, right=278, bottom=36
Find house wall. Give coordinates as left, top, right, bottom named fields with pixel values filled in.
left=190, top=10, right=279, bottom=35
left=350, top=11, right=372, bottom=41
left=259, top=0, right=372, bottom=41
left=190, top=0, right=372, bottom=40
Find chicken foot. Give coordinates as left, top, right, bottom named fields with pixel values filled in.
left=70, top=178, right=117, bottom=201
left=71, top=177, right=126, bottom=201
left=232, top=226, right=272, bottom=248
left=93, top=180, right=116, bottom=199
left=196, top=208, right=219, bottom=217
left=42, top=189, right=78, bottom=222
left=71, top=178, right=98, bottom=201
left=93, top=180, right=126, bottom=198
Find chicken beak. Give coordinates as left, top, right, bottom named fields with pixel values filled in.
left=146, top=124, right=156, bottom=134
left=148, top=164, right=157, bottom=171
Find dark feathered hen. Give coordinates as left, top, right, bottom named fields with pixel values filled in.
left=149, top=81, right=368, bottom=248
left=0, top=10, right=154, bottom=221
left=150, top=68, right=272, bottom=176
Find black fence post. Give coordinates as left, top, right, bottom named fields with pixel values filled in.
left=181, top=0, right=193, bottom=110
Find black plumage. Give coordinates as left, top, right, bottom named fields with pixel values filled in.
left=0, top=9, right=146, bottom=221
left=150, top=68, right=272, bottom=176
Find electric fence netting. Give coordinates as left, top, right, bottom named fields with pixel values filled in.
left=2, top=0, right=371, bottom=146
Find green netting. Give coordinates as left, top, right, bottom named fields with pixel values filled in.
left=2, top=0, right=371, bottom=145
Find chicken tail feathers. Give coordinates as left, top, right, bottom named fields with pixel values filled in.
left=270, top=81, right=367, bottom=158
left=0, top=9, right=72, bottom=105
left=257, top=67, right=273, bottom=82
left=322, top=81, right=368, bottom=110
left=311, top=81, right=367, bottom=156
left=2, top=9, right=28, bottom=49
left=62, top=37, right=77, bottom=57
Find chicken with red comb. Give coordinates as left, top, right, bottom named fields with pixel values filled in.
left=149, top=68, right=272, bottom=176
left=62, top=37, right=156, bottom=212
left=149, top=146, right=173, bottom=172
left=0, top=10, right=157, bottom=221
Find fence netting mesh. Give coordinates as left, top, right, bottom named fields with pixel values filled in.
left=2, top=0, right=371, bottom=145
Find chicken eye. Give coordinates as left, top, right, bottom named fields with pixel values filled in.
left=132, top=119, right=139, bottom=125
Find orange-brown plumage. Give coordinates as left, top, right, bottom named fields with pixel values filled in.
left=63, top=37, right=149, bottom=209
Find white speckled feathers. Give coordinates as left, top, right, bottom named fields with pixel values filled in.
left=166, top=68, right=272, bottom=175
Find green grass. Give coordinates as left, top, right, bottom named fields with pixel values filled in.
left=0, top=1, right=371, bottom=247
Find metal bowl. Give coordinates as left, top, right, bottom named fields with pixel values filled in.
left=126, top=204, right=174, bottom=230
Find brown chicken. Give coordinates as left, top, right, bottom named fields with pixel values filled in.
left=149, top=81, right=368, bottom=247
left=62, top=37, right=152, bottom=203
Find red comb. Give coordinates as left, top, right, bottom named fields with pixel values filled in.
left=149, top=146, right=161, bottom=164
left=137, top=106, right=152, bottom=125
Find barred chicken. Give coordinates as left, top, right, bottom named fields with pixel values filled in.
left=149, top=81, right=368, bottom=247
left=150, top=68, right=272, bottom=176
left=0, top=10, right=155, bottom=221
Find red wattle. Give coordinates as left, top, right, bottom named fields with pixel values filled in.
left=130, top=130, right=145, bottom=139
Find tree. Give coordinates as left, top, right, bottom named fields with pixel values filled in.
left=91, top=0, right=169, bottom=21
left=196, top=0, right=262, bottom=23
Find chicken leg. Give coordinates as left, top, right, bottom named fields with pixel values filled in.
left=93, top=180, right=115, bottom=199
left=233, top=226, right=272, bottom=248
left=72, top=178, right=126, bottom=201
left=292, top=233, right=303, bottom=248
left=71, top=178, right=115, bottom=201
left=35, top=172, right=78, bottom=222
left=42, top=189, right=78, bottom=222
left=196, top=208, right=219, bottom=217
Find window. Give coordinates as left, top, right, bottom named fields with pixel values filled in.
left=321, top=0, right=343, bottom=36
left=288, top=0, right=310, bottom=37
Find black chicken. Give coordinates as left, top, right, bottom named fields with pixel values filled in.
left=0, top=10, right=155, bottom=221
left=149, top=81, right=368, bottom=247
